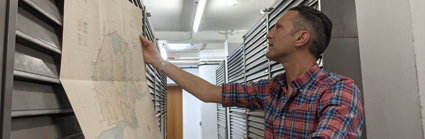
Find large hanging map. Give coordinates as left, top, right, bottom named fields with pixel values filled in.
left=60, top=0, right=161, bottom=138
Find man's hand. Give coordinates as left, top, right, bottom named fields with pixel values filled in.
left=139, top=35, right=163, bottom=67
left=138, top=35, right=222, bottom=103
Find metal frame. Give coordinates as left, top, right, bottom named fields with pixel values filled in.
left=137, top=0, right=168, bottom=138
left=223, top=53, right=232, bottom=139
left=226, top=45, right=247, bottom=139
left=243, top=12, right=270, bottom=139
left=216, top=61, right=227, bottom=139
left=1, top=0, right=18, bottom=138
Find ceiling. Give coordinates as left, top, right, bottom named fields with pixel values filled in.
left=141, top=0, right=278, bottom=65
left=142, top=0, right=277, bottom=32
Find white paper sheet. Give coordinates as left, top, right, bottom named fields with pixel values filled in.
left=60, top=0, right=161, bottom=138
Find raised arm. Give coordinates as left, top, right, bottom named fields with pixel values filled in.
left=139, top=35, right=222, bottom=103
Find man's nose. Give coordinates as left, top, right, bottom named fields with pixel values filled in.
left=266, top=31, right=272, bottom=40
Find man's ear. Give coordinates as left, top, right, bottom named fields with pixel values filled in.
left=295, top=31, right=310, bottom=47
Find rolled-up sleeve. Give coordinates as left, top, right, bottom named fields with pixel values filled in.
left=221, top=79, right=272, bottom=109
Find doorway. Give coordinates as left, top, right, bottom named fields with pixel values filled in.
left=167, top=86, right=183, bottom=139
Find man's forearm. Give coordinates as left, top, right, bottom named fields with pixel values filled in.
left=155, top=61, right=222, bottom=103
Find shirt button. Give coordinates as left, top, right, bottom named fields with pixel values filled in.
left=281, top=115, right=285, bottom=119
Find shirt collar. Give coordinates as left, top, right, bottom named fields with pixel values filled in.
left=277, top=64, right=321, bottom=90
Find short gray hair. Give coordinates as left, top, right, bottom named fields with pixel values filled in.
left=289, top=6, right=333, bottom=59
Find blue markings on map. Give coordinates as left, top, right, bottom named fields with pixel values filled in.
left=96, top=122, right=131, bottom=139
left=110, top=33, right=126, bottom=54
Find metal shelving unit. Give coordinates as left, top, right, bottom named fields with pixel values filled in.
left=227, top=46, right=245, bottom=83
left=1, top=0, right=166, bottom=138
left=9, top=0, right=82, bottom=138
left=139, top=0, right=168, bottom=138
left=226, top=45, right=247, bottom=139
left=217, top=0, right=320, bottom=138
left=243, top=14, right=269, bottom=139
left=244, top=15, right=269, bottom=83
left=216, top=61, right=227, bottom=139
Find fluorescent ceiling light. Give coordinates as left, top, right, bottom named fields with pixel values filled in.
left=193, top=0, right=206, bottom=32
left=167, top=43, right=195, bottom=51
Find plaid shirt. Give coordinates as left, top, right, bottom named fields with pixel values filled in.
left=222, top=64, right=363, bottom=139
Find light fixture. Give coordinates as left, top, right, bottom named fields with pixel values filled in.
left=193, top=0, right=206, bottom=32
left=259, top=7, right=273, bottom=15
left=228, top=0, right=237, bottom=7
left=259, top=10, right=265, bottom=15
left=166, top=43, right=192, bottom=51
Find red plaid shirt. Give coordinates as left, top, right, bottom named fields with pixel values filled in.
left=222, top=64, right=363, bottom=139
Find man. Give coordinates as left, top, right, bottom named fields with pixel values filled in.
left=139, top=6, right=363, bottom=139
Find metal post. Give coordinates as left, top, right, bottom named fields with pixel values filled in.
left=242, top=33, right=249, bottom=139
left=223, top=48, right=231, bottom=139
left=266, top=12, right=271, bottom=79
left=1, top=0, right=18, bottom=138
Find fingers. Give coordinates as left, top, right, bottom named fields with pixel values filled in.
left=139, top=35, right=145, bottom=42
left=139, top=35, right=150, bottom=44
left=139, top=35, right=146, bottom=47
left=139, top=35, right=155, bottom=49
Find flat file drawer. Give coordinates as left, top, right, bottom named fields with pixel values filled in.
left=269, top=0, right=305, bottom=28
left=245, top=38, right=267, bottom=55
left=11, top=114, right=82, bottom=139
left=245, top=46, right=267, bottom=65
left=246, top=55, right=268, bottom=71
left=245, top=42, right=267, bottom=61
left=12, top=80, right=70, bottom=110
left=271, top=62, right=285, bottom=77
left=245, top=31, right=267, bottom=52
left=14, top=43, right=59, bottom=81
left=269, top=0, right=295, bottom=26
left=16, top=7, right=61, bottom=51
left=245, top=20, right=267, bottom=46
left=19, top=0, right=63, bottom=26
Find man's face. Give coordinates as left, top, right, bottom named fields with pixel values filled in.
left=266, top=11, right=299, bottom=61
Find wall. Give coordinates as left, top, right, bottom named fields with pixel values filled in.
left=198, top=65, right=219, bottom=139
left=321, top=0, right=362, bottom=91
left=227, top=42, right=240, bottom=54
left=320, top=0, right=365, bottom=138
left=167, top=68, right=198, bottom=85
left=183, top=88, right=202, bottom=139
left=355, top=0, right=424, bottom=138
left=409, top=0, right=425, bottom=136
left=169, top=68, right=203, bottom=139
